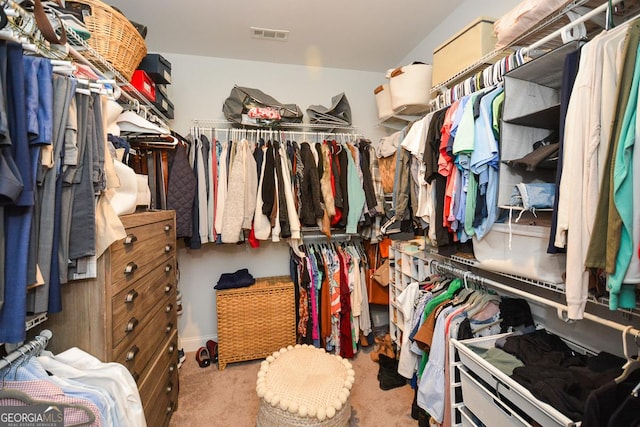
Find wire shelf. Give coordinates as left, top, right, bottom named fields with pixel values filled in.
left=192, top=119, right=360, bottom=133
left=449, top=254, right=479, bottom=267
left=25, top=312, right=48, bottom=331
left=61, top=20, right=171, bottom=129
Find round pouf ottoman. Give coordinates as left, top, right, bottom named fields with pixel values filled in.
left=256, top=344, right=354, bottom=427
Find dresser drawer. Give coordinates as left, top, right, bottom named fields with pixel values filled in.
left=111, top=250, right=176, bottom=296
left=116, top=213, right=175, bottom=256
left=145, top=386, right=177, bottom=427
left=114, top=301, right=178, bottom=378
left=112, top=261, right=176, bottom=348
left=140, top=332, right=179, bottom=427
left=111, top=231, right=174, bottom=271
left=139, top=330, right=179, bottom=406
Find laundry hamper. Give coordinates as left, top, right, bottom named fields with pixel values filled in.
left=374, top=83, right=393, bottom=120
left=388, top=63, right=432, bottom=114
left=215, top=276, right=296, bottom=370
left=256, top=345, right=354, bottom=427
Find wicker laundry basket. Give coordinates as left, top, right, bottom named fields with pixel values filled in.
left=216, top=276, right=296, bottom=370
left=66, top=0, right=147, bottom=80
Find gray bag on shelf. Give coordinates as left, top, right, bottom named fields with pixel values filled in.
left=306, top=92, right=352, bottom=126
left=222, top=85, right=303, bottom=125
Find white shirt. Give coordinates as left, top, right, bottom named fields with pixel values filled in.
left=38, top=347, right=146, bottom=427
left=396, top=282, right=421, bottom=379
left=556, top=27, right=627, bottom=319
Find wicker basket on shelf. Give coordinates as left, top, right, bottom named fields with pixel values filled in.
left=67, top=0, right=146, bottom=81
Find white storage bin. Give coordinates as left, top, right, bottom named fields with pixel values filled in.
left=459, top=368, right=532, bottom=427
left=374, top=83, right=393, bottom=120
left=453, top=334, right=580, bottom=427
left=472, top=222, right=566, bottom=284
left=459, top=406, right=480, bottom=427
left=389, top=63, right=432, bottom=113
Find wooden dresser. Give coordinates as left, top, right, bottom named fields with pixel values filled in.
left=45, top=210, right=179, bottom=427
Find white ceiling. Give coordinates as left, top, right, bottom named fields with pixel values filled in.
left=104, top=0, right=465, bottom=72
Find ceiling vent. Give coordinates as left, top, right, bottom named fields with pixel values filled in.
left=250, top=27, right=289, bottom=42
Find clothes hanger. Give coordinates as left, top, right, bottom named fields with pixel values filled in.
left=466, top=292, right=501, bottom=319
left=127, top=134, right=178, bottom=149
left=451, top=288, right=476, bottom=307
left=615, top=326, right=640, bottom=383
left=429, top=277, right=452, bottom=295
left=0, top=388, right=96, bottom=426
left=0, top=348, right=94, bottom=426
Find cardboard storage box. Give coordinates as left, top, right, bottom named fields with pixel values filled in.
left=138, top=53, right=172, bottom=84
left=432, top=17, right=497, bottom=86
left=127, top=70, right=156, bottom=102
left=153, top=88, right=174, bottom=119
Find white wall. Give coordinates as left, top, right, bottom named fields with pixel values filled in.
left=160, top=53, right=387, bottom=351
left=399, top=0, right=522, bottom=65
left=161, top=53, right=388, bottom=140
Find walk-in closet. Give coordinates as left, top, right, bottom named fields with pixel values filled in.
left=1, top=0, right=640, bottom=426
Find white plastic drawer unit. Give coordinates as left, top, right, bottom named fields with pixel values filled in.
left=459, top=405, right=480, bottom=427
left=452, top=334, right=580, bottom=427
left=459, top=368, right=532, bottom=427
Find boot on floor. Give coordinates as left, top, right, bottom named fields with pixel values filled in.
left=377, top=353, right=407, bottom=390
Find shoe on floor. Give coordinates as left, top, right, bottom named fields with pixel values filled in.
left=378, top=353, right=407, bottom=390
left=195, top=346, right=211, bottom=368
left=176, top=291, right=183, bottom=316
left=206, top=340, right=218, bottom=363
left=177, top=348, right=186, bottom=369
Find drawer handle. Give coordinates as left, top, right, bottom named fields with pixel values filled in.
left=168, top=363, right=176, bottom=374
left=164, top=284, right=173, bottom=294
left=126, top=345, right=139, bottom=361
left=123, top=234, right=138, bottom=246
left=168, top=343, right=176, bottom=354
left=165, top=322, right=173, bottom=334
left=125, top=317, right=139, bottom=333
left=166, top=402, right=174, bottom=414
left=165, top=303, right=173, bottom=313
left=124, top=290, right=139, bottom=303
left=124, top=262, right=138, bottom=274
left=132, top=372, right=140, bottom=383
left=164, top=244, right=173, bottom=253
left=164, top=264, right=172, bottom=273
left=493, top=398, right=513, bottom=416
left=164, top=224, right=172, bottom=232
left=166, top=381, right=173, bottom=394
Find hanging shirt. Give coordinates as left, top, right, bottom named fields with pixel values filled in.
left=417, top=305, right=456, bottom=423
left=470, top=87, right=503, bottom=240
left=610, top=42, right=640, bottom=309
left=396, top=281, right=421, bottom=379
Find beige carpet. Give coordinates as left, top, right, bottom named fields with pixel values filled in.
left=169, top=347, right=416, bottom=426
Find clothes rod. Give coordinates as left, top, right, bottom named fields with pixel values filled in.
left=0, top=329, right=52, bottom=371
left=430, top=260, right=640, bottom=337
left=523, top=0, right=624, bottom=53
left=301, top=229, right=354, bottom=242
left=192, top=119, right=360, bottom=133
left=200, top=128, right=362, bottom=142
